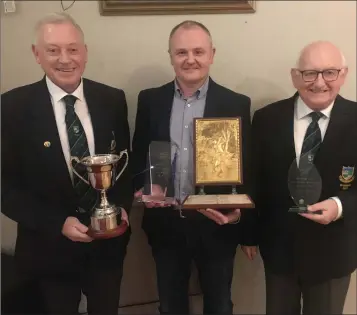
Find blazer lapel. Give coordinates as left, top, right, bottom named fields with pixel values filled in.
left=156, top=81, right=175, bottom=141
left=203, top=78, right=220, bottom=118
left=83, top=79, right=111, bottom=154
left=29, top=79, right=74, bottom=194
left=314, top=95, right=350, bottom=169
left=279, top=95, right=297, bottom=168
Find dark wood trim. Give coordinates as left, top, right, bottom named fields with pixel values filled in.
left=99, top=0, right=256, bottom=16
left=181, top=194, right=255, bottom=209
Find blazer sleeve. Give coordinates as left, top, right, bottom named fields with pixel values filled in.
left=244, top=108, right=266, bottom=246
left=107, top=89, right=134, bottom=214
left=337, top=108, right=357, bottom=222
left=237, top=97, right=259, bottom=246
left=338, top=185, right=357, bottom=221
left=1, top=92, right=68, bottom=236
left=131, top=90, right=151, bottom=191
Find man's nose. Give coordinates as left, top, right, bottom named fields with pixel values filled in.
left=186, top=52, right=195, bottom=63
left=314, top=73, right=326, bottom=87
left=59, top=50, right=71, bottom=63
left=313, top=73, right=326, bottom=89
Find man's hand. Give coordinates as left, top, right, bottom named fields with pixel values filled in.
left=197, top=208, right=241, bottom=225
left=241, top=246, right=258, bottom=260
left=121, top=208, right=129, bottom=225
left=134, top=186, right=172, bottom=208
left=62, top=217, right=93, bottom=242
left=299, top=198, right=339, bottom=225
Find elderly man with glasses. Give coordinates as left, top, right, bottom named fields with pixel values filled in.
left=252, top=41, right=357, bottom=315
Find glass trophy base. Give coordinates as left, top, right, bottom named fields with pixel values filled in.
left=140, top=195, right=175, bottom=204
left=288, top=206, right=323, bottom=214
left=181, top=194, right=255, bottom=210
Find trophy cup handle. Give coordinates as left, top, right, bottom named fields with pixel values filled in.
left=115, top=149, right=129, bottom=181
left=70, top=156, right=90, bottom=185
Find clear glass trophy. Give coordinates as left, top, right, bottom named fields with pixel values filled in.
left=288, top=155, right=323, bottom=214
left=140, top=141, right=175, bottom=204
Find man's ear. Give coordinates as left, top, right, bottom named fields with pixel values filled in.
left=209, top=47, right=216, bottom=64
left=290, top=68, right=300, bottom=89
left=342, top=66, right=349, bottom=78
left=84, top=44, right=88, bottom=63
left=168, top=49, right=174, bottom=66
left=32, top=44, right=41, bottom=64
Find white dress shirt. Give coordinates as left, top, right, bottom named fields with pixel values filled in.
left=294, top=96, right=342, bottom=220
left=46, top=76, right=95, bottom=180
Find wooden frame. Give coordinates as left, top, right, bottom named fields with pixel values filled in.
left=99, top=0, right=256, bottom=16
left=181, top=194, right=255, bottom=209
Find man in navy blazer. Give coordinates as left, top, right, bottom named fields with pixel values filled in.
left=1, top=12, right=132, bottom=315
left=131, top=20, right=257, bottom=314
left=253, top=41, right=357, bottom=315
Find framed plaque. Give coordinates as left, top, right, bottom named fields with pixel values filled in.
left=99, top=1, right=256, bottom=16
left=194, top=117, right=242, bottom=186
left=181, top=117, right=254, bottom=209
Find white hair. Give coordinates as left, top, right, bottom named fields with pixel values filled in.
left=340, top=53, right=347, bottom=67
left=295, top=41, right=347, bottom=68
left=33, top=12, right=84, bottom=45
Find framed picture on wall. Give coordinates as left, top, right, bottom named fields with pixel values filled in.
left=99, top=0, right=256, bottom=16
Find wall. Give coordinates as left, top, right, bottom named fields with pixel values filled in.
left=1, top=1, right=356, bottom=313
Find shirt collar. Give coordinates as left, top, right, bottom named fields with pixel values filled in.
left=46, top=76, right=84, bottom=104
left=174, top=76, right=209, bottom=100
left=295, top=95, right=334, bottom=120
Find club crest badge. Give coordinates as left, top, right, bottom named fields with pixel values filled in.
left=110, top=131, right=116, bottom=153
left=73, top=126, right=80, bottom=134
left=339, top=166, right=355, bottom=190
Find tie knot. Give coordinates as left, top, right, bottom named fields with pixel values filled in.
left=63, top=95, right=77, bottom=108
left=309, top=111, right=323, bottom=122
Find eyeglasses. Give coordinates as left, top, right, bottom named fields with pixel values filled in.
left=296, top=69, right=343, bottom=82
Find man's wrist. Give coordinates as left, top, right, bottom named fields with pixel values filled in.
left=330, top=197, right=343, bottom=220
left=229, top=216, right=241, bottom=224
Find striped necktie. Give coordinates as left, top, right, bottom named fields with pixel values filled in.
left=299, top=111, right=324, bottom=169
left=63, top=95, right=97, bottom=213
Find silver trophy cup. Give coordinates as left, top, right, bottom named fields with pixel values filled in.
left=71, top=150, right=129, bottom=239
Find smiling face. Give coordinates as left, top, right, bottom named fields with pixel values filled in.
left=32, top=22, right=87, bottom=93
left=169, top=26, right=215, bottom=87
left=291, top=42, right=348, bottom=110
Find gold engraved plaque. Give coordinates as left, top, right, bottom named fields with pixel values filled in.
left=194, top=117, right=242, bottom=185
left=181, top=117, right=254, bottom=210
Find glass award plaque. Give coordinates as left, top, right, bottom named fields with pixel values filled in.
left=181, top=117, right=255, bottom=210
left=139, top=141, right=175, bottom=204
left=288, top=156, right=323, bottom=214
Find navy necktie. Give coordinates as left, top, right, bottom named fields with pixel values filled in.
left=63, top=95, right=97, bottom=212
left=299, top=111, right=324, bottom=169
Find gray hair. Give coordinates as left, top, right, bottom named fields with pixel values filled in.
left=295, top=41, right=347, bottom=68
left=33, top=12, right=84, bottom=45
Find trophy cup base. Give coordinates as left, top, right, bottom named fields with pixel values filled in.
left=88, top=206, right=128, bottom=240
left=87, top=220, right=128, bottom=240
left=288, top=206, right=323, bottom=214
